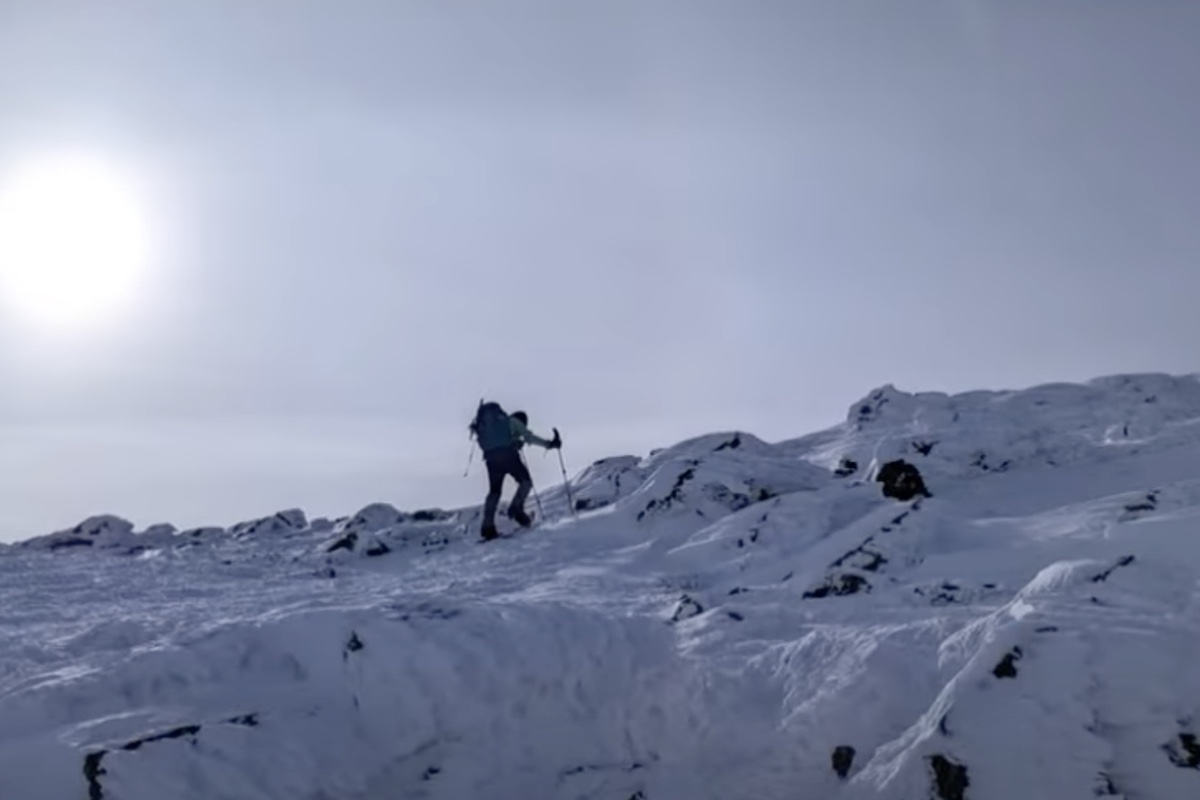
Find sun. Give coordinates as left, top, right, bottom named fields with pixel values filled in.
left=0, top=153, right=150, bottom=328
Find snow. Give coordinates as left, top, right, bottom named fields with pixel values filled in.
left=4, top=372, right=1200, bottom=799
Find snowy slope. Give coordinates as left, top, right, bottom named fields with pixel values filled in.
left=3, top=373, right=1200, bottom=800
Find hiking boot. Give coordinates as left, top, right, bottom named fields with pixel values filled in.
left=481, top=523, right=499, bottom=541
left=507, top=507, right=533, bottom=528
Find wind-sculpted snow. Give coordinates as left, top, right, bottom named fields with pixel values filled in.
left=795, top=372, right=1200, bottom=485
left=3, top=373, right=1200, bottom=799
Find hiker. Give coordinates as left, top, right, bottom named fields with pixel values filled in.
left=470, top=402, right=562, bottom=540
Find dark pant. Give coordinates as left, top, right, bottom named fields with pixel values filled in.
left=482, top=447, right=532, bottom=529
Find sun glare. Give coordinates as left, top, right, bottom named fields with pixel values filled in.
left=0, top=153, right=151, bottom=329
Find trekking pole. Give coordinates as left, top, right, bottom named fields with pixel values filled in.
left=463, top=397, right=484, bottom=477
left=531, top=480, right=545, bottom=520
left=462, top=441, right=477, bottom=477
left=556, top=448, right=577, bottom=516
left=521, top=451, right=546, bottom=520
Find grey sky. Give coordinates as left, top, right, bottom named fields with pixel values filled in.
left=2, top=1, right=1198, bottom=541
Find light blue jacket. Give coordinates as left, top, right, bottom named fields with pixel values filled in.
left=510, top=417, right=553, bottom=449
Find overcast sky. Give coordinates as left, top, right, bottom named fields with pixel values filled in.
left=1, top=1, right=1198, bottom=541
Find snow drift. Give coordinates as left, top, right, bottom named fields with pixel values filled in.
left=3, top=373, right=1200, bottom=799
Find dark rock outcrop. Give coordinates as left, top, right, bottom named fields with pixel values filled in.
left=231, top=510, right=306, bottom=539
left=670, top=595, right=704, bottom=622
left=876, top=460, right=932, bottom=501
left=364, top=541, right=391, bottom=557
left=1165, top=732, right=1200, bottom=769
left=82, top=716, right=260, bottom=800
left=326, top=532, right=358, bottom=553
left=929, top=754, right=970, bottom=800
left=915, top=582, right=966, bottom=606
left=637, top=463, right=699, bottom=521
left=992, top=647, right=1023, bottom=679
left=1123, top=491, right=1159, bottom=514
left=1095, top=772, right=1119, bottom=795
left=830, top=538, right=887, bottom=572
left=804, top=573, right=869, bottom=599
left=1091, top=555, right=1135, bottom=583
left=970, top=451, right=1011, bottom=473
left=411, top=508, right=452, bottom=522
left=832, top=745, right=856, bottom=779
left=83, top=752, right=106, bottom=800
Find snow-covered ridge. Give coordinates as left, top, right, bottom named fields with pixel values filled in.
left=3, top=372, right=1200, bottom=799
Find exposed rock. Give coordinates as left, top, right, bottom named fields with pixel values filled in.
left=325, top=529, right=392, bottom=558
left=970, top=451, right=1011, bottom=473
left=1095, top=772, right=1119, bottom=795
left=1123, top=491, right=1159, bottom=513
left=72, top=515, right=136, bottom=539
left=1165, top=732, right=1200, bottom=769
left=23, top=515, right=136, bottom=552
left=993, top=646, right=1023, bottom=679
left=390, top=602, right=462, bottom=622
left=914, top=582, right=967, bottom=606
left=671, top=594, right=704, bottom=622
left=179, top=526, right=225, bottom=540
left=832, top=745, right=856, bottom=779
left=714, top=434, right=742, bottom=451
left=750, top=485, right=778, bottom=502
left=364, top=540, right=391, bottom=557
left=83, top=751, right=106, bottom=800
left=49, top=538, right=95, bottom=550
left=574, top=497, right=610, bottom=512
left=1091, top=555, right=1135, bottom=583
left=853, top=387, right=898, bottom=425
left=637, top=464, right=698, bottom=521
left=81, top=719, right=250, bottom=800
left=326, top=532, right=358, bottom=553
left=411, top=508, right=452, bottom=522
left=876, top=459, right=932, bottom=501
left=561, top=761, right=646, bottom=780
left=831, top=538, right=888, bottom=572
left=702, top=483, right=754, bottom=513
left=226, top=713, right=259, bottom=727
left=804, top=573, right=869, bottom=599
left=834, top=457, right=859, bottom=477
left=120, top=724, right=201, bottom=751
left=340, top=503, right=406, bottom=535
left=231, top=510, right=306, bottom=539
left=420, top=531, right=451, bottom=553
left=929, top=754, right=970, bottom=800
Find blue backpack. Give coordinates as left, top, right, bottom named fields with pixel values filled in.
left=471, top=402, right=514, bottom=453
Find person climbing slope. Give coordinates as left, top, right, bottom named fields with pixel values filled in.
left=469, top=401, right=561, bottom=540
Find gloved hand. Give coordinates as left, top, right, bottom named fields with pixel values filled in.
left=548, top=428, right=563, bottom=450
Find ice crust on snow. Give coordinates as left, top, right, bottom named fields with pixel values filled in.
left=3, top=373, right=1200, bottom=799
